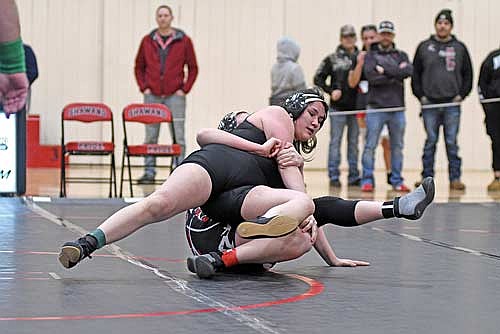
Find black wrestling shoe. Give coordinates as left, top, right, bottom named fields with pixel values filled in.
left=394, top=177, right=435, bottom=220
left=187, top=252, right=225, bottom=279
left=236, top=215, right=299, bottom=239
left=187, top=256, right=268, bottom=276
left=58, top=235, right=98, bottom=269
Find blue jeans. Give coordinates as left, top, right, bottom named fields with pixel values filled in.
left=328, top=111, right=360, bottom=183
left=144, top=94, right=186, bottom=176
left=362, top=110, right=406, bottom=186
left=421, top=105, right=462, bottom=181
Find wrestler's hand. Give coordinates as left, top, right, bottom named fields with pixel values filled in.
left=299, top=215, right=318, bottom=243
left=255, top=137, right=282, bottom=158
left=276, top=142, right=304, bottom=169
left=331, top=258, right=370, bottom=267
left=0, top=72, right=29, bottom=117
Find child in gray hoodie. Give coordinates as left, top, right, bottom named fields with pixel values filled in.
left=269, top=37, right=307, bottom=105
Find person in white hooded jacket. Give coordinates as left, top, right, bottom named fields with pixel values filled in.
left=269, top=37, right=307, bottom=105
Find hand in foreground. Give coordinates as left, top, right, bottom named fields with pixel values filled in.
left=0, top=72, right=28, bottom=117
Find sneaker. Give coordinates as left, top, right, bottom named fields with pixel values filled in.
left=58, top=235, right=98, bottom=269
left=414, top=180, right=422, bottom=188
left=450, top=180, right=466, bottom=190
left=137, top=173, right=155, bottom=184
left=236, top=215, right=299, bottom=239
left=487, top=179, right=500, bottom=191
left=329, top=179, right=341, bottom=187
left=393, top=183, right=411, bottom=192
left=361, top=183, right=374, bottom=192
left=394, top=177, right=435, bottom=220
left=348, top=178, right=361, bottom=186
left=187, top=252, right=225, bottom=279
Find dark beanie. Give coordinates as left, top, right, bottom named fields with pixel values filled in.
left=435, top=9, right=453, bottom=26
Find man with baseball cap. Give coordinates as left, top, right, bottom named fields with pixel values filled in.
left=360, top=20, right=413, bottom=193
left=411, top=9, right=473, bottom=191
left=314, top=24, right=360, bottom=188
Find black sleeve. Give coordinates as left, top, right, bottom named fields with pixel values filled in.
left=385, top=51, right=413, bottom=80
left=478, top=52, right=492, bottom=99
left=460, top=43, right=473, bottom=99
left=411, top=43, right=424, bottom=99
left=313, top=56, right=334, bottom=94
left=350, top=55, right=358, bottom=69
left=23, top=45, right=39, bottom=85
left=363, top=52, right=393, bottom=86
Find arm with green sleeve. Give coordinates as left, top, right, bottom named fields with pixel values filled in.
left=0, top=0, right=29, bottom=115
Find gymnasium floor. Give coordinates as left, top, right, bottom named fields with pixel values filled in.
left=1, top=168, right=499, bottom=333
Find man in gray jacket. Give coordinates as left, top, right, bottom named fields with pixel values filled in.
left=411, top=9, right=473, bottom=190
left=269, top=37, right=306, bottom=105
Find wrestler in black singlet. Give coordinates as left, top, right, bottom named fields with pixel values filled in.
left=184, top=116, right=359, bottom=256
left=181, top=119, right=285, bottom=223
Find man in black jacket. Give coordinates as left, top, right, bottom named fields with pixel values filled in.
left=360, top=21, right=413, bottom=193
left=314, top=24, right=360, bottom=188
left=411, top=9, right=473, bottom=190
left=478, top=47, right=500, bottom=191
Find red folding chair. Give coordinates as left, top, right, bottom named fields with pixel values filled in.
left=60, top=103, right=117, bottom=197
left=120, top=103, right=181, bottom=197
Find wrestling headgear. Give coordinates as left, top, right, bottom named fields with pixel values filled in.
left=281, top=87, right=329, bottom=126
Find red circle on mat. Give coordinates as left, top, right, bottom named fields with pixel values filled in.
left=0, top=251, right=324, bottom=321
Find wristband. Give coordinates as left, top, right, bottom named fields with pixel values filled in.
left=0, top=38, right=26, bottom=74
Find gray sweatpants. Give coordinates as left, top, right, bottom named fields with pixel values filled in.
left=143, top=93, right=186, bottom=176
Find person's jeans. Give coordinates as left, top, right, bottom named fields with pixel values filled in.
left=328, top=110, right=360, bottom=183
left=362, top=110, right=406, bottom=186
left=483, top=102, right=500, bottom=172
left=421, top=105, right=462, bottom=181
left=144, top=93, right=186, bottom=176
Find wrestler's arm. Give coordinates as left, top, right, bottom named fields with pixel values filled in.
left=313, top=227, right=370, bottom=267
left=259, top=107, right=306, bottom=192
left=196, top=128, right=281, bottom=158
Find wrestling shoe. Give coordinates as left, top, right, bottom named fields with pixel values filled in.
left=187, top=252, right=225, bottom=279
left=236, top=215, right=299, bottom=239
left=394, top=177, right=435, bottom=220
left=58, top=235, right=98, bottom=269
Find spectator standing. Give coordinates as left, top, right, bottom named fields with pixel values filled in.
left=411, top=9, right=472, bottom=190
left=269, top=37, right=307, bottom=106
left=360, top=21, right=413, bottom=192
left=314, top=24, right=360, bottom=187
left=349, top=24, right=392, bottom=185
left=134, top=5, right=198, bottom=183
left=478, top=46, right=500, bottom=191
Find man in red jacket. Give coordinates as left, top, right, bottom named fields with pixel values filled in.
left=134, top=5, right=198, bottom=183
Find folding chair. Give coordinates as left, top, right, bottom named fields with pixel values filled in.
left=60, top=103, right=117, bottom=197
left=120, top=103, right=181, bottom=197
